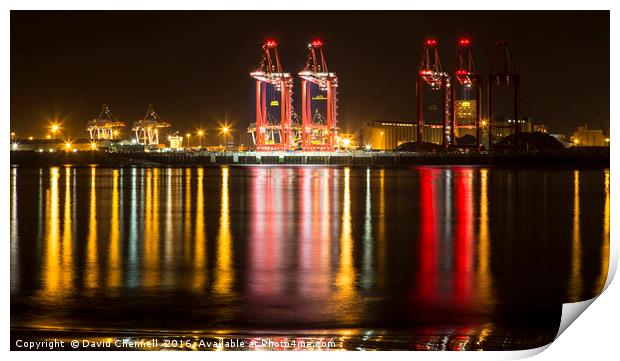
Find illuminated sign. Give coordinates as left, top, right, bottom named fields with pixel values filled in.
left=312, top=95, right=327, bottom=101
left=270, top=100, right=279, bottom=106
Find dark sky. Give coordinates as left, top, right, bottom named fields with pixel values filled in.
left=11, top=10, right=609, bottom=140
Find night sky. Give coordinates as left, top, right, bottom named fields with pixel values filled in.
left=11, top=11, right=609, bottom=140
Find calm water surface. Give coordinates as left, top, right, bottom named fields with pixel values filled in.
left=10, top=166, right=610, bottom=350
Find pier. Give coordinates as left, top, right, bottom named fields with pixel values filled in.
left=10, top=148, right=610, bottom=167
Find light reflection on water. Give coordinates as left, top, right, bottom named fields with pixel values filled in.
left=598, top=169, right=610, bottom=290
left=11, top=168, right=19, bottom=292
left=569, top=170, right=582, bottom=301
left=10, top=166, right=610, bottom=350
left=86, top=167, right=98, bottom=290
left=214, top=167, right=233, bottom=296
left=43, top=167, right=60, bottom=298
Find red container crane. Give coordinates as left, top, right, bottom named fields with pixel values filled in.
left=417, top=39, right=451, bottom=147
left=250, top=39, right=293, bottom=151
left=298, top=39, right=338, bottom=151
left=451, top=38, right=482, bottom=149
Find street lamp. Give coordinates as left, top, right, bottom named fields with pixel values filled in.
left=50, top=123, right=61, bottom=139
left=185, top=133, right=191, bottom=148
left=222, top=126, right=230, bottom=151
left=197, top=130, right=204, bottom=148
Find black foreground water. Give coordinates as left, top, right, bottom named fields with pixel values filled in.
left=10, top=166, right=609, bottom=350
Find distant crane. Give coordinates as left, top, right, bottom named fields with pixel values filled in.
left=488, top=40, right=520, bottom=149
left=87, top=104, right=125, bottom=140
left=452, top=38, right=482, bottom=149
left=298, top=39, right=338, bottom=151
left=250, top=39, right=293, bottom=151
left=417, top=39, right=451, bottom=147
left=132, top=105, right=171, bottom=145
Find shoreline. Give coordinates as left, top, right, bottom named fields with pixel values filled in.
left=10, top=149, right=610, bottom=168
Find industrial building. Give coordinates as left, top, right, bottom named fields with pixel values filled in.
left=533, top=123, right=548, bottom=133
left=359, top=121, right=443, bottom=150
left=491, top=117, right=532, bottom=140
left=571, top=125, right=609, bottom=146
left=168, top=135, right=184, bottom=149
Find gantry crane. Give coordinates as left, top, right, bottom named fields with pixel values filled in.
left=132, top=105, right=171, bottom=145
left=250, top=39, right=293, bottom=151
left=452, top=38, right=482, bottom=149
left=298, top=39, right=338, bottom=151
left=87, top=104, right=126, bottom=140
left=488, top=40, right=520, bottom=149
left=417, top=39, right=451, bottom=147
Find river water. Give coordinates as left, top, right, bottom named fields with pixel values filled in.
left=10, top=165, right=610, bottom=350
